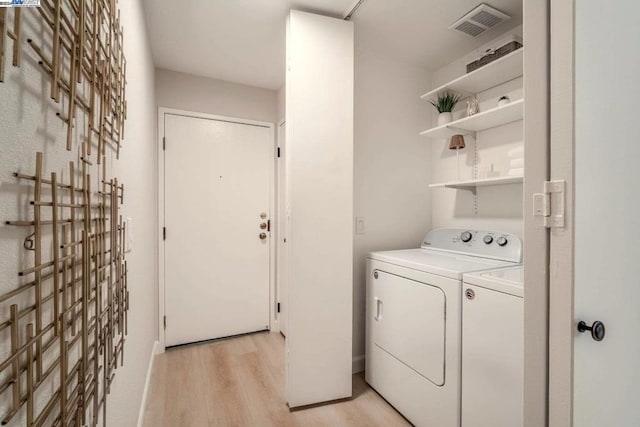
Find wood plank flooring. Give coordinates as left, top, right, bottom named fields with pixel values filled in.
left=142, top=331, right=411, bottom=427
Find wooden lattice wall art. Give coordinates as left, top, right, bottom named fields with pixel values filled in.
left=0, top=0, right=129, bottom=425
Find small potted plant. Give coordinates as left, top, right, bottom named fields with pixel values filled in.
left=430, top=91, right=461, bottom=125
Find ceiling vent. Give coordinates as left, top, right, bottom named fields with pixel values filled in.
left=449, top=3, right=511, bottom=37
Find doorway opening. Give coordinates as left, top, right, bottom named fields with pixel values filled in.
left=157, top=108, right=277, bottom=349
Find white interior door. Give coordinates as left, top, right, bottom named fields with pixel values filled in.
left=164, top=113, right=272, bottom=347
left=286, top=10, right=354, bottom=408
left=573, top=1, right=640, bottom=425
left=276, top=121, right=288, bottom=337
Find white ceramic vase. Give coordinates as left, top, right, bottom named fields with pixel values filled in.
left=438, top=112, right=453, bottom=126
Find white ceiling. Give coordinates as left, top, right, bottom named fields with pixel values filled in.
left=143, top=0, right=522, bottom=90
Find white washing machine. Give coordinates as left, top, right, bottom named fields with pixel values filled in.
left=462, top=266, right=524, bottom=427
left=365, top=228, right=522, bottom=427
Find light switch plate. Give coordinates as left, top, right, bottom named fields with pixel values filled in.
left=355, top=217, right=365, bottom=235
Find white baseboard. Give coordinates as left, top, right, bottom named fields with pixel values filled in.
left=352, top=354, right=365, bottom=374
left=137, top=340, right=160, bottom=427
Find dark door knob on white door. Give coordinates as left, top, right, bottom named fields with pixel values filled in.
left=577, top=320, right=606, bottom=342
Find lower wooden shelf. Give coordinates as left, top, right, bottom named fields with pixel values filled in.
left=429, top=176, right=523, bottom=191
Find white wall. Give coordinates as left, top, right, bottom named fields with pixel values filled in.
left=107, top=1, right=158, bottom=425
left=277, top=85, right=285, bottom=122
left=156, top=69, right=278, bottom=124
left=0, top=0, right=157, bottom=425
left=351, top=42, right=433, bottom=370
left=429, top=28, right=524, bottom=237
left=285, top=10, right=354, bottom=407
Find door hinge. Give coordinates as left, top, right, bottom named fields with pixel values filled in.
left=533, top=180, right=565, bottom=228
left=163, top=315, right=166, bottom=329
left=163, top=227, right=166, bottom=241
left=163, top=137, right=166, bottom=151
left=277, top=302, right=281, bottom=313
left=277, top=147, right=281, bottom=158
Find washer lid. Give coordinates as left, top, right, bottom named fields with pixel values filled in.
left=463, top=266, right=524, bottom=297
left=368, top=248, right=518, bottom=280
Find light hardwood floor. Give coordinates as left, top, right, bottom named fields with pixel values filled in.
left=142, top=331, right=411, bottom=427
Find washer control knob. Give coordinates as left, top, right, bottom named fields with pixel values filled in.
left=497, top=236, right=508, bottom=247
left=483, top=235, right=494, bottom=245
left=461, top=231, right=472, bottom=243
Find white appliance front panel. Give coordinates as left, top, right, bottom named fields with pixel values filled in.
left=373, top=270, right=446, bottom=385
left=462, top=284, right=523, bottom=427
left=366, top=259, right=461, bottom=427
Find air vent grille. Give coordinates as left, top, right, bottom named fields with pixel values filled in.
left=449, top=3, right=511, bottom=37
left=455, top=21, right=485, bottom=37
left=471, top=10, right=503, bottom=27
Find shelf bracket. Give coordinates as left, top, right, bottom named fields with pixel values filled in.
left=446, top=126, right=477, bottom=139
left=446, top=184, right=477, bottom=194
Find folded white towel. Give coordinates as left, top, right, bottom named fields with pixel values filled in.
left=508, top=168, right=524, bottom=177
left=510, top=158, right=524, bottom=168
left=508, top=146, right=524, bottom=158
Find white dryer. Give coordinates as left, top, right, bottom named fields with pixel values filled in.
left=365, top=228, right=522, bottom=427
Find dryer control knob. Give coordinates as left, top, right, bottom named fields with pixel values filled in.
left=483, top=235, right=494, bottom=244
left=497, top=236, right=508, bottom=247
left=461, top=231, right=472, bottom=243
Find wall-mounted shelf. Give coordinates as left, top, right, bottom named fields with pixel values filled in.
left=429, top=176, right=523, bottom=192
left=419, top=99, right=523, bottom=140
left=420, top=48, right=524, bottom=101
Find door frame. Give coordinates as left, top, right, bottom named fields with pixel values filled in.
left=157, top=107, right=276, bottom=352
left=276, top=118, right=287, bottom=336
left=523, top=0, right=552, bottom=426
left=548, top=0, right=577, bottom=425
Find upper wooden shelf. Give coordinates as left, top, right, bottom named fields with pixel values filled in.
left=419, top=99, right=523, bottom=140
left=420, top=49, right=524, bottom=101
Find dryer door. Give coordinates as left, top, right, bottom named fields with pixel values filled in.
left=372, top=270, right=446, bottom=386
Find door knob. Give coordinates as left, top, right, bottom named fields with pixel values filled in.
left=259, top=233, right=267, bottom=240
left=577, top=320, right=606, bottom=341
